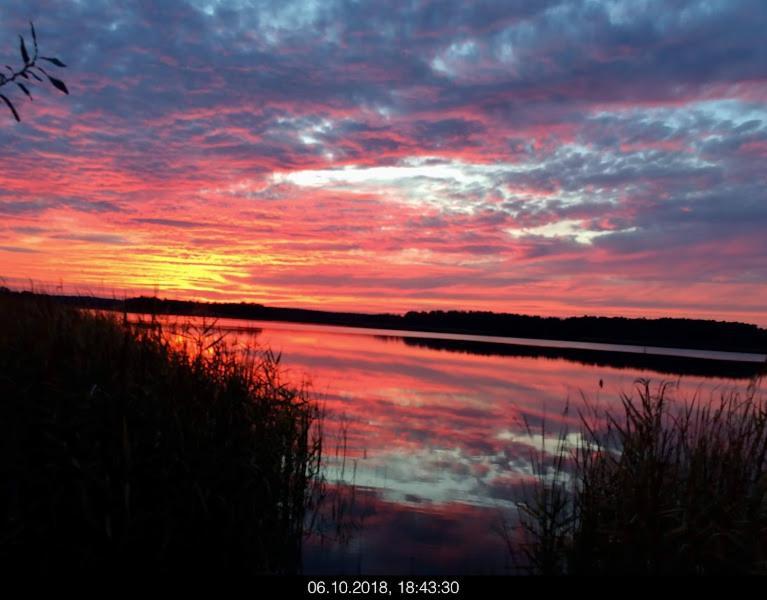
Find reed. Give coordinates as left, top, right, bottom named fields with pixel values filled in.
left=517, top=377, right=767, bottom=574
left=0, top=291, right=322, bottom=572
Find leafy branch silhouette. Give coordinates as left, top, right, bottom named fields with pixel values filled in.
left=0, top=21, right=68, bottom=122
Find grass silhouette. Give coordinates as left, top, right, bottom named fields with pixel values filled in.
left=0, top=290, right=321, bottom=572
left=516, top=377, right=767, bottom=574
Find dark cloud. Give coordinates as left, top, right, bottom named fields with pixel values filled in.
left=132, top=217, right=207, bottom=229
left=0, top=246, right=41, bottom=254
left=49, top=232, right=129, bottom=245
left=0, top=197, right=121, bottom=215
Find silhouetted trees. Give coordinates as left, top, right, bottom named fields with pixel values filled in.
left=1, top=21, right=68, bottom=122
left=4, top=288, right=763, bottom=354
left=401, top=310, right=767, bottom=353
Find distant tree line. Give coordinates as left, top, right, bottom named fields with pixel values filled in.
left=5, top=289, right=764, bottom=354
left=397, top=337, right=763, bottom=379
left=400, top=310, right=767, bottom=354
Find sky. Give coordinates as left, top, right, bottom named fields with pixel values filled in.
left=1, top=0, right=766, bottom=324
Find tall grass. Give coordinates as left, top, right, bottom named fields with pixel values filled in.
left=0, top=291, right=322, bottom=572
left=512, top=406, right=576, bottom=575
left=516, top=378, right=767, bottom=574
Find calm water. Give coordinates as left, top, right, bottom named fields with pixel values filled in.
left=156, top=316, right=763, bottom=574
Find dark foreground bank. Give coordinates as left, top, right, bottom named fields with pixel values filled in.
left=0, top=292, right=321, bottom=572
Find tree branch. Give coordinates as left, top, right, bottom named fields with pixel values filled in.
left=1, top=21, right=68, bottom=122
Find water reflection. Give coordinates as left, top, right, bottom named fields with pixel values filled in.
left=393, top=336, right=765, bottom=379
left=145, top=315, right=762, bottom=574
left=309, top=486, right=514, bottom=575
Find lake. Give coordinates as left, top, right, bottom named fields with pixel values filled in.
left=156, top=316, right=764, bottom=574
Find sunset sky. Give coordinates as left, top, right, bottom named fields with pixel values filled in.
left=1, top=0, right=766, bottom=324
